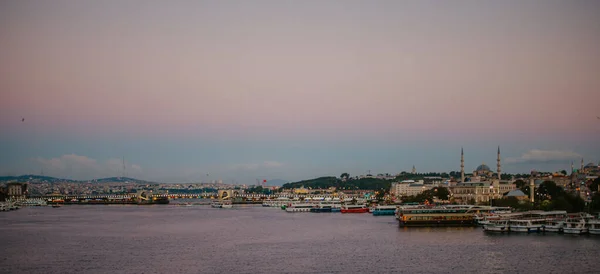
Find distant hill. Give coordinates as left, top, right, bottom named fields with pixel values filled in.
left=0, top=175, right=154, bottom=184
left=266, top=179, right=289, bottom=186
left=281, top=176, right=392, bottom=191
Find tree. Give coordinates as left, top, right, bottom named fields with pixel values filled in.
left=514, top=179, right=527, bottom=189
left=432, top=187, right=450, bottom=201
left=340, top=173, right=350, bottom=180
left=560, top=170, right=567, bottom=176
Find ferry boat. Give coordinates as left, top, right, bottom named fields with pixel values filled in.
left=543, top=219, right=565, bottom=233
left=340, top=204, right=369, bottom=213
left=262, top=197, right=291, bottom=207
left=285, top=203, right=314, bottom=212
left=587, top=219, right=600, bottom=235
left=310, top=205, right=333, bottom=213
left=483, top=219, right=510, bottom=233
left=509, top=218, right=545, bottom=233
left=372, top=205, right=398, bottom=216
left=396, top=207, right=476, bottom=227
left=563, top=218, right=588, bottom=235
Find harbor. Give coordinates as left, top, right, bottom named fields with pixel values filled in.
left=2, top=204, right=599, bottom=274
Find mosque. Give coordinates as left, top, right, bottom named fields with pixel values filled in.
left=451, top=146, right=516, bottom=204
left=459, top=146, right=502, bottom=183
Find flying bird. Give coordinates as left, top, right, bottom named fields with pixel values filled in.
left=21, top=118, right=24, bottom=122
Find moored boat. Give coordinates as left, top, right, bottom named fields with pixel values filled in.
left=483, top=219, right=510, bottom=233
left=372, top=205, right=397, bottom=216
left=397, top=207, right=476, bottom=227
left=563, top=218, right=588, bottom=235
left=543, top=219, right=565, bottom=233
left=509, top=219, right=545, bottom=233
left=587, top=219, right=600, bottom=235
left=285, top=203, right=314, bottom=212
left=340, top=204, right=369, bottom=213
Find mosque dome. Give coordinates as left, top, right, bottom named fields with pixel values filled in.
left=585, top=162, right=597, bottom=168
left=475, top=164, right=491, bottom=172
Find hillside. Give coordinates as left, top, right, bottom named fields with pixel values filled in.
left=0, top=175, right=153, bottom=184
left=281, top=176, right=391, bottom=191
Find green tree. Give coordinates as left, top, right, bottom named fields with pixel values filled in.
left=514, top=179, right=527, bottom=189
left=560, top=170, right=567, bottom=176
left=432, top=187, right=450, bottom=200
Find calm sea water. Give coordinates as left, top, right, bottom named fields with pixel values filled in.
left=1, top=203, right=599, bottom=274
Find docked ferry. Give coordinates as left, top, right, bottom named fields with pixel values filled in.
left=372, top=205, right=398, bottom=216
left=340, top=204, right=369, bottom=213
left=285, top=203, right=315, bottom=212
left=587, top=219, right=600, bottom=235
left=396, top=207, right=476, bottom=227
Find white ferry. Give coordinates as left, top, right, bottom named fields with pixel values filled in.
left=563, top=218, right=588, bottom=235
left=483, top=219, right=510, bottom=233
left=285, top=203, right=315, bottom=213
left=543, top=219, right=565, bottom=233
left=509, top=218, right=545, bottom=233
left=587, top=219, right=600, bottom=235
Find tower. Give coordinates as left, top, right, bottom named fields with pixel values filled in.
left=571, top=161, right=574, bottom=175
left=529, top=178, right=535, bottom=203
left=496, top=146, right=501, bottom=180
left=460, top=147, right=465, bottom=183
left=411, top=166, right=416, bottom=174
left=581, top=158, right=584, bottom=171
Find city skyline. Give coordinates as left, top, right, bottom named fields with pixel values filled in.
left=1, top=1, right=599, bottom=183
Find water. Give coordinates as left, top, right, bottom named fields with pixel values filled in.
left=1, top=205, right=599, bottom=274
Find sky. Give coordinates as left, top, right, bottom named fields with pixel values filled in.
left=1, top=1, right=599, bottom=183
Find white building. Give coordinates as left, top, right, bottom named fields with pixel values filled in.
left=391, top=180, right=433, bottom=197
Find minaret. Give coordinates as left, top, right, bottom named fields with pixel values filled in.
left=411, top=165, right=416, bottom=174
left=460, top=147, right=465, bottom=183
left=581, top=158, right=584, bottom=171
left=529, top=177, right=535, bottom=203
left=497, top=146, right=501, bottom=180
left=571, top=161, right=574, bottom=175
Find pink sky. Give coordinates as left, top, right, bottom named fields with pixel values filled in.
left=1, top=1, right=599, bottom=181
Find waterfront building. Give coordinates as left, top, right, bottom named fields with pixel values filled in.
left=390, top=180, right=434, bottom=197
left=6, top=182, right=27, bottom=200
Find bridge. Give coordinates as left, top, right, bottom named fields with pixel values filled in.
left=27, top=192, right=366, bottom=201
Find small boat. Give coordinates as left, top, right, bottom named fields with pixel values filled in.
left=221, top=200, right=233, bottom=209
left=210, top=200, right=223, bottom=208
left=52, top=204, right=62, bottom=208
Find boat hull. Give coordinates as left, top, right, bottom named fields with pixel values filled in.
left=399, top=220, right=475, bottom=227
left=588, top=229, right=600, bottom=235
left=310, top=208, right=333, bottom=213
left=372, top=210, right=396, bottom=216
left=483, top=225, right=509, bottom=232
left=543, top=227, right=563, bottom=233
left=341, top=208, right=369, bottom=213
left=563, top=228, right=588, bottom=235
left=510, top=226, right=542, bottom=233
